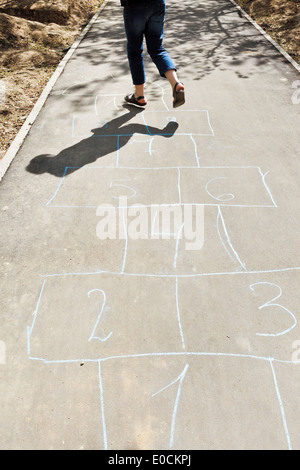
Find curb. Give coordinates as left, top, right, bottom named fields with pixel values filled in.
left=0, top=0, right=109, bottom=182
left=229, top=0, right=300, bottom=74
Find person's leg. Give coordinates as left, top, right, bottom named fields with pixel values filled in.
left=145, top=3, right=184, bottom=105
left=164, top=70, right=182, bottom=91
left=164, top=69, right=184, bottom=107
left=123, top=7, right=147, bottom=105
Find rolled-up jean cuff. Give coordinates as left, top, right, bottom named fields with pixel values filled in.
left=161, top=66, right=177, bottom=78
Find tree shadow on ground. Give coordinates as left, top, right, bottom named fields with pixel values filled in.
left=75, top=0, right=284, bottom=83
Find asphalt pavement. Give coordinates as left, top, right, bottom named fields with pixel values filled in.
left=0, top=0, right=300, bottom=450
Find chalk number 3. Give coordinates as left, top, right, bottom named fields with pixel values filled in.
left=250, top=282, right=297, bottom=337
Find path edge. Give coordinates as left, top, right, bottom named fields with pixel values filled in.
left=229, top=0, right=300, bottom=74
left=0, top=0, right=109, bottom=182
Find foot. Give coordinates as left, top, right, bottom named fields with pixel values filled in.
left=173, top=82, right=185, bottom=108
left=124, top=93, right=147, bottom=108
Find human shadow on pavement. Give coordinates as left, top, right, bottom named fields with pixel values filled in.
left=26, top=106, right=179, bottom=178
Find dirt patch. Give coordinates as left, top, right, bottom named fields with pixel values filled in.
left=235, top=0, right=300, bottom=64
left=0, top=0, right=104, bottom=160
left=0, top=0, right=74, bottom=25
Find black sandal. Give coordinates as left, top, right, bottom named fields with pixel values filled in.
left=124, top=93, right=147, bottom=108
left=173, top=82, right=185, bottom=108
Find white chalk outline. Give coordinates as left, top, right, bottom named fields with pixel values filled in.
left=98, top=361, right=108, bottom=450
left=27, top=269, right=298, bottom=452
left=71, top=109, right=215, bottom=139
left=29, top=349, right=294, bottom=450
left=46, top=165, right=277, bottom=209
left=93, top=355, right=292, bottom=451
left=27, top=267, right=300, bottom=364
left=175, top=276, right=186, bottom=349
left=0, top=0, right=297, bottom=450
left=152, top=363, right=189, bottom=448
left=217, top=205, right=247, bottom=272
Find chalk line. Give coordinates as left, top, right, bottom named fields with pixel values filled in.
left=98, top=361, right=108, bottom=450
left=175, top=276, right=186, bottom=349
left=269, top=359, right=292, bottom=450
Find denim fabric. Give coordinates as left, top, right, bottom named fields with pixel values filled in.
left=121, top=0, right=165, bottom=7
left=123, top=1, right=176, bottom=85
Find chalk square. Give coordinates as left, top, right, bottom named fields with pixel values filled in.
left=28, top=274, right=182, bottom=362
left=47, top=167, right=179, bottom=207
left=142, top=110, right=214, bottom=136
left=118, top=134, right=199, bottom=168
left=178, top=270, right=300, bottom=361
left=98, top=356, right=289, bottom=450
left=271, top=362, right=300, bottom=450
left=72, top=110, right=148, bottom=138
left=220, top=206, right=300, bottom=272
left=174, top=356, right=290, bottom=449
left=180, top=167, right=276, bottom=207
left=123, top=206, right=239, bottom=276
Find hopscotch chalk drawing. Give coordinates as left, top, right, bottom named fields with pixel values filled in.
left=28, top=86, right=300, bottom=450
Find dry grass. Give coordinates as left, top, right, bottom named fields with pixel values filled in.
left=235, top=0, right=300, bottom=64
left=0, top=0, right=104, bottom=159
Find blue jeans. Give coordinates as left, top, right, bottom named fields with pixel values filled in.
left=123, top=1, right=176, bottom=85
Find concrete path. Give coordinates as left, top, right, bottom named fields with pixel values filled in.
left=0, top=0, right=300, bottom=450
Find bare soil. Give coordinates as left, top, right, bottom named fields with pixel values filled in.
left=235, top=0, right=300, bottom=63
left=0, top=0, right=104, bottom=159
left=0, top=0, right=299, bottom=160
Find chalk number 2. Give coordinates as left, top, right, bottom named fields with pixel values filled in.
left=88, top=289, right=112, bottom=342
